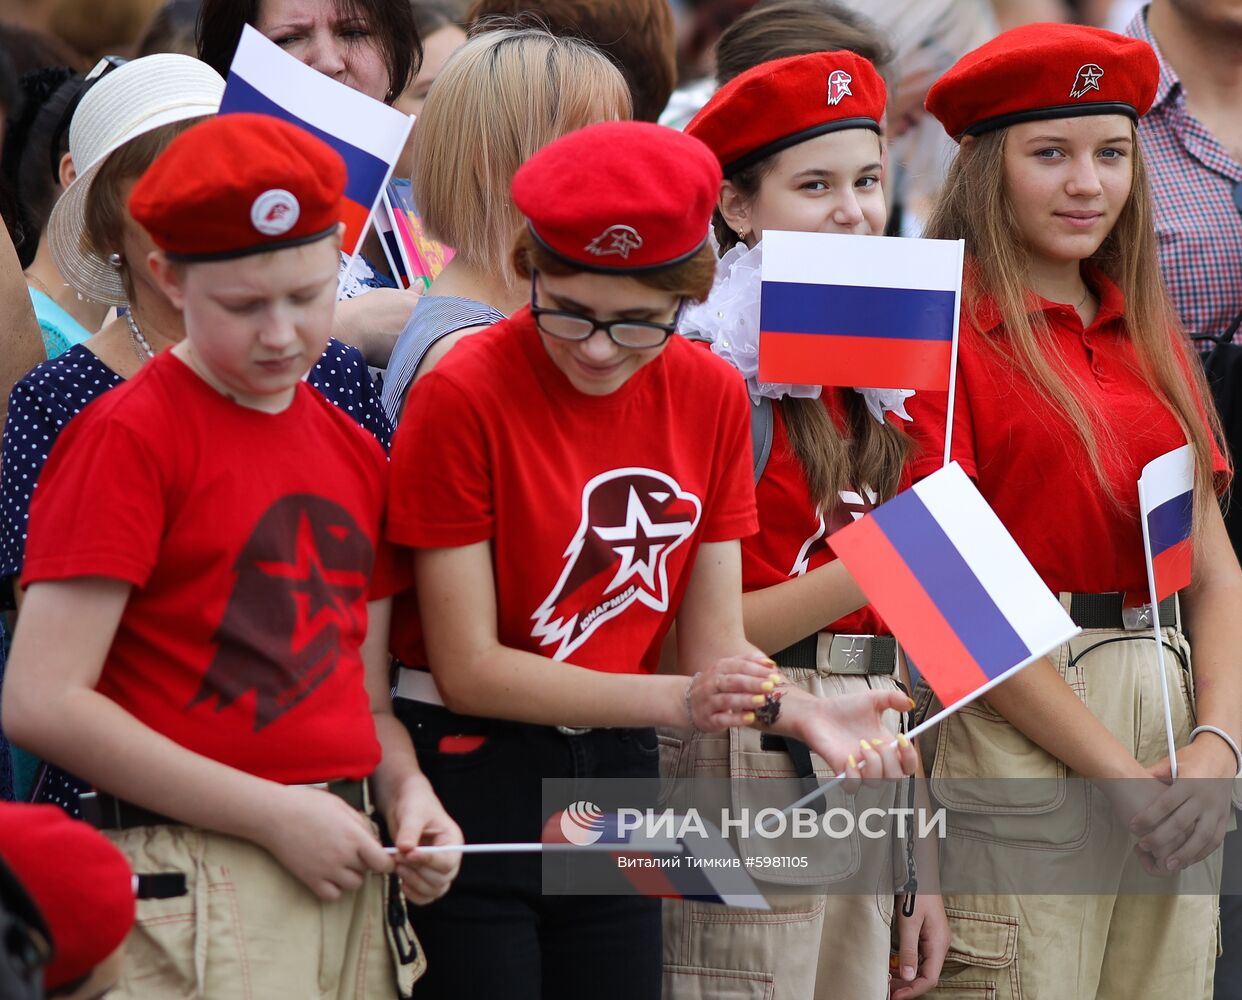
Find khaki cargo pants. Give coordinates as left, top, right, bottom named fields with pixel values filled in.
left=105, top=822, right=425, bottom=999
left=916, top=620, right=1222, bottom=999
left=660, top=670, right=906, bottom=1000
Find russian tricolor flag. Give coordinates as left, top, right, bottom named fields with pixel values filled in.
left=1139, top=445, right=1195, bottom=603
left=829, top=463, right=1079, bottom=709
left=543, top=809, right=768, bottom=909
left=758, top=231, right=964, bottom=391
left=219, top=25, right=413, bottom=258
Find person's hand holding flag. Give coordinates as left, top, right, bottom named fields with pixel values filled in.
left=774, top=686, right=919, bottom=789
left=1128, top=744, right=1237, bottom=876
left=388, top=770, right=464, bottom=904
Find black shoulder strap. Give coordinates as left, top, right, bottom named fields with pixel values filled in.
left=751, top=396, right=773, bottom=483
left=679, top=330, right=774, bottom=481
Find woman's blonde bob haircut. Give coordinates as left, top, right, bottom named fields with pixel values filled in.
left=411, top=25, right=632, bottom=285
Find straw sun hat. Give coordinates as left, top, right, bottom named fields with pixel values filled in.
left=48, top=54, right=225, bottom=306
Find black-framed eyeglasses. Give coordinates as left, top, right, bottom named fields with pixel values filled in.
left=529, top=270, right=683, bottom=350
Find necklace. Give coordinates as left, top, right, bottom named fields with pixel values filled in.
left=26, top=271, right=54, bottom=298
left=1076, top=286, right=1091, bottom=311
left=125, top=310, right=155, bottom=363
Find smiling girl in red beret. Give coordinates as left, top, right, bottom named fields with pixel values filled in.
left=667, top=50, right=949, bottom=1000
left=383, top=118, right=918, bottom=999
left=905, top=22, right=1242, bottom=997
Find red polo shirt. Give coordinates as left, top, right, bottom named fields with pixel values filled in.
left=905, top=268, right=1228, bottom=595
left=743, top=392, right=899, bottom=635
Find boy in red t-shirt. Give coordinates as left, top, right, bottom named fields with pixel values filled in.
left=2, top=114, right=461, bottom=998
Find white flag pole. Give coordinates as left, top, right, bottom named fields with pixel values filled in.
left=337, top=114, right=415, bottom=297
left=374, top=190, right=404, bottom=286
left=1137, top=477, right=1179, bottom=781
left=762, top=645, right=1068, bottom=827
left=385, top=842, right=684, bottom=856
left=941, top=239, right=966, bottom=469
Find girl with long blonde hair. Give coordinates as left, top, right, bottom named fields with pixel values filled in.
left=907, top=23, right=1242, bottom=997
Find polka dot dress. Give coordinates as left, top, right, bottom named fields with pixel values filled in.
left=0, top=338, right=392, bottom=816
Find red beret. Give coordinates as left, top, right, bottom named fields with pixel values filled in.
left=926, top=23, right=1158, bottom=140
left=129, top=113, right=346, bottom=261
left=688, top=51, right=886, bottom=176
left=0, top=804, right=134, bottom=989
left=512, top=120, right=721, bottom=274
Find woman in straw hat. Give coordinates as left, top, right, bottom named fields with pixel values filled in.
left=0, top=52, right=389, bottom=816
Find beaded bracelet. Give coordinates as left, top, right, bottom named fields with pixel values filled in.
left=1190, top=725, right=1242, bottom=777
left=754, top=689, right=783, bottom=727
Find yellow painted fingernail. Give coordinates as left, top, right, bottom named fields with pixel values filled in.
left=763, top=658, right=778, bottom=668
left=847, top=754, right=858, bottom=768
left=871, top=738, right=885, bottom=747
left=761, top=681, right=775, bottom=692
left=744, top=712, right=756, bottom=724
left=860, top=739, right=871, bottom=751
left=897, top=734, right=910, bottom=748
left=753, top=695, right=766, bottom=705
left=769, top=673, right=782, bottom=684
left=907, top=697, right=916, bottom=710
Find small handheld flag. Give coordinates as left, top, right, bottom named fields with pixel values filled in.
left=383, top=812, right=769, bottom=909
left=385, top=180, right=454, bottom=291
left=219, top=25, right=413, bottom=261
left=375, top=190, right=413, bottom=290
left=542, top=810, right=769, bottom=909
left=1139, top=445, right=1194, bottom=604
left=758, top=230, right=964, bottom=392
left=772, top=463, right=1079, bottom=819
left=829, top=462, right=1079, bottom=709
left=1138, top=443, right=1196, bottom=779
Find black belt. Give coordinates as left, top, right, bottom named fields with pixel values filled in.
left=759, top=735, right=828, bottom=813
left=81, top=779, right=369, bottom=831
left=772, top=633, right=897, bottom=674
left=1067, top=592, right=1176, bottom=631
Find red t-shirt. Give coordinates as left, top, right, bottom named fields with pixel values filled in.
left=387, top=307, right=758, bottom=674
left=745, top=392, right=895, bottom=635
left=22, top=351, right=390, bottom=784
left=905, top=269, right=1228, bottom=594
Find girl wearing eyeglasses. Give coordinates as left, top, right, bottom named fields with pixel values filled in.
left=382, top=120, right=918, bottom=1000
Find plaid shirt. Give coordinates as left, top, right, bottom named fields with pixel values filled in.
left=1126, top=7, right=1242, bottom=349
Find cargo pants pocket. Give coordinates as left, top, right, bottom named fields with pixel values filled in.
left=932, top=907, right=1020, bottom=1000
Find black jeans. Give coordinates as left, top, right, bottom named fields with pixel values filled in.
left=395, top=699, right=663, bottom=1000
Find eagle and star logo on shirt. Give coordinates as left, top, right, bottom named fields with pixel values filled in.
left=532, top=469, right=702, bottom=660
left=790, top=486, right=878, bottom=577
left=190, top=494, right=371, bottom=730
